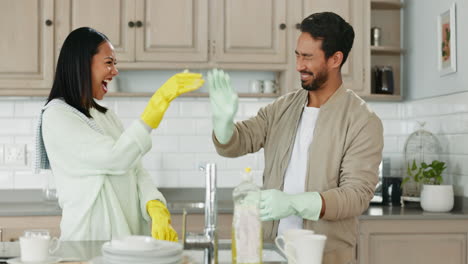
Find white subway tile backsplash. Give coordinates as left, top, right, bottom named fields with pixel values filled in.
left=0, top=102, right=14, bottom=117
left=113, top=100, right=147, bottom=118
left=382, top=120, right=407, bottom=136
left=14, top=101, right=44, bottom=117
left=163, top=153, right=197, bottom=170
left=0, top=136, right=14, bottom=144
left=194, top=153, right=227, bottom=169
left=142, top=152, right=164, bottom=170
left=0, top=119, right=32, bottom=135
left=0, top=90, right=468, bottom=196
left=369, top=103, right=403, bottom=120
left=149, top=170, right=179, bottom=188
left=178, top=171, right=205, bottom=187
left=383, top=136, right=399, bottom=153
left=196, top=119, right=212, bottom=135
left=179, top=136, right=215, bottom=153
left=223, top=153, right=259, bottom=170
left=179, top=101, right=211, bottom=117
left=0, top=171, right=13, bottom=189
left=151, top=135, right=179, bottom=152
left=243, top=102, right=268, bottom=117
left=14, top=171, right=47, bottom=189
left=163, top=119, right=197, bottom=135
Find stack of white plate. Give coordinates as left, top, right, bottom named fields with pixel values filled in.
left=100, top=236, right=183, bottom=264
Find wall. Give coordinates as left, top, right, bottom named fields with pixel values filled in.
left=404, top=0, right=468, bottom=100
left=1, top=95, right=467, bottom=197
left=0, top=96, right=405, bottom=191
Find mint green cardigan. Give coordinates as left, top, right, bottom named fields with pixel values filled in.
left=41, top=102, right=165, bottom=241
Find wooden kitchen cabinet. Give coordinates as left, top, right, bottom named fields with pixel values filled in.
left=56, top=0, right=286, bottom=67
left=0, top=216, right=61, bottom=242
left=284, top=0, right=366, bottom=95
left=55, top=0, right=209, bottom=64
left=0, top=0, right=55, bottom=92
left=358, top=219, right=468, bottom=264
left=212, top=0, right=287, bottom=64
left=0, top=0, right=405, bottom=100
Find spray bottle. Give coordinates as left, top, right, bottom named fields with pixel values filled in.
left=232, top=167, right=262, bottom=264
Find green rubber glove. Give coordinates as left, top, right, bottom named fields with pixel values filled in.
left=141, top=72, right=204, bottom=129
left=207, top=69, right=238, bottom=144
left=146, top=200, right=178, bottom=241
left=260, top=189, right=322, bottom=221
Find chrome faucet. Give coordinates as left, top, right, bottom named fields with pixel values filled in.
left=182, top=163, right=218, bottom=264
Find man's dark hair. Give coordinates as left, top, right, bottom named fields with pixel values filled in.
left=47, top=27, right=109, bottom=117
left=300, top=12, right=355, bottom=68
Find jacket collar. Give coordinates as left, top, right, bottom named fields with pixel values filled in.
left=298, top=84, right=346, bottom=111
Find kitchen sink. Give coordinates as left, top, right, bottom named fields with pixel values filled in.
left=183, top=240, right=286, bottom=263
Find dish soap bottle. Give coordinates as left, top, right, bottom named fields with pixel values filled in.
left=232, top=167, right=262, bottom=264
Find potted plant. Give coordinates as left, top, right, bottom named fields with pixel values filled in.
left=402, top=160, right=453, bottom=212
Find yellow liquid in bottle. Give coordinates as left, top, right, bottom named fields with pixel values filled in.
left=231, top=226, right=263, bottom=264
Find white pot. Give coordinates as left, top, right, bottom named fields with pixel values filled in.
left=420, top=184, right=454, bottom=212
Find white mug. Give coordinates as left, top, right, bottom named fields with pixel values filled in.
left=263, top=80, right=276, bottom=93
left=275, top=229, right=315, bottom=262
left=284, top=234, right=327, bottom=264
left=20, top=229, right=60, bottom=262
left=250, top=80, right=263, bottom=93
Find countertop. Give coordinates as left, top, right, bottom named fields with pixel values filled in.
left=2, top=189, right=468, bottom=220
left=0, top=240, right=286, bottom=264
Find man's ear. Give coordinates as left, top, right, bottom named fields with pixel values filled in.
left=327, top=51, right=344, bottom=69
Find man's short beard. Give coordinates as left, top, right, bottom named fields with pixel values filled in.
left=301, top=70, right=328, bottom=91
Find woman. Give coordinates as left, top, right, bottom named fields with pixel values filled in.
left=35, top=27, right=204, bottom=241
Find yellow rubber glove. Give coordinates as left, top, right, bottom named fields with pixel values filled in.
left=146, top=200, right=178, bottom=241
left=141, top=72, right=204, bottom=128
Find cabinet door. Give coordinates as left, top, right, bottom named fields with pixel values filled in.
left=135, top=0, right=208, bottom=62
left=55, top=0, right=135, bottom=62
left=0, top=0, right=54, bottom=90
left=213, top=0, right=287, bottom=64
left=301, top=0, right=367, bottom=93
left=359, top=219, right=468, bottom=264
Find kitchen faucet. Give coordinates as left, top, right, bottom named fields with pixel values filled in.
left=182, top=163, right=218, bottom=264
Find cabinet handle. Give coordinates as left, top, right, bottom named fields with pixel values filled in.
left=136, top=21, right=143, bottom=28
left=45, top=19, right=53, bottom=26
left=279, top=23, right=287, bottom=30
left=128, top=21, right=135, bottom=28
left=295, top=23, right=301, bottom=30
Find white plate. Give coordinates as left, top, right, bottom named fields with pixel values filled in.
left=90, top=256, right=182, bottom=264
left=7, top=256, right=62, bottom=264
left=102, top=240, right=183, bottom=257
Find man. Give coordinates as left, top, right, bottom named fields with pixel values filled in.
left=208, top=12, right=383, bottom=264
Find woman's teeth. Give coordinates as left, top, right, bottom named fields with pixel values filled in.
left=102, top=79, right=110, bottom=92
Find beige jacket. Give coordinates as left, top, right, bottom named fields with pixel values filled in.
left=213, top=86, right=383, bottom=264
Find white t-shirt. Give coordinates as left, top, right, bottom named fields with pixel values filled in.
left=278, top=105, right=320, bottom=235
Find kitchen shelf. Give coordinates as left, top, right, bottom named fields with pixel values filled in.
left=371, top=46, right=406, bottom=55
left=371, top=1, right=403, bottom=10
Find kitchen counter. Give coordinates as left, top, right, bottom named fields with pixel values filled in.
left=0, top=240, right=286, bottom=264
left=2, top=189, right=468, bottom=219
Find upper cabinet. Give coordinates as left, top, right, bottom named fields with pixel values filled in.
left=301, top=0, right=367, bottom=94
left=212, top=0, right=287, bottom=64
left=0, top=0, right=54, bottom=92
left=0, top=0, right=403, bottom=100
left=56, top=0, right=208, bottom=63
